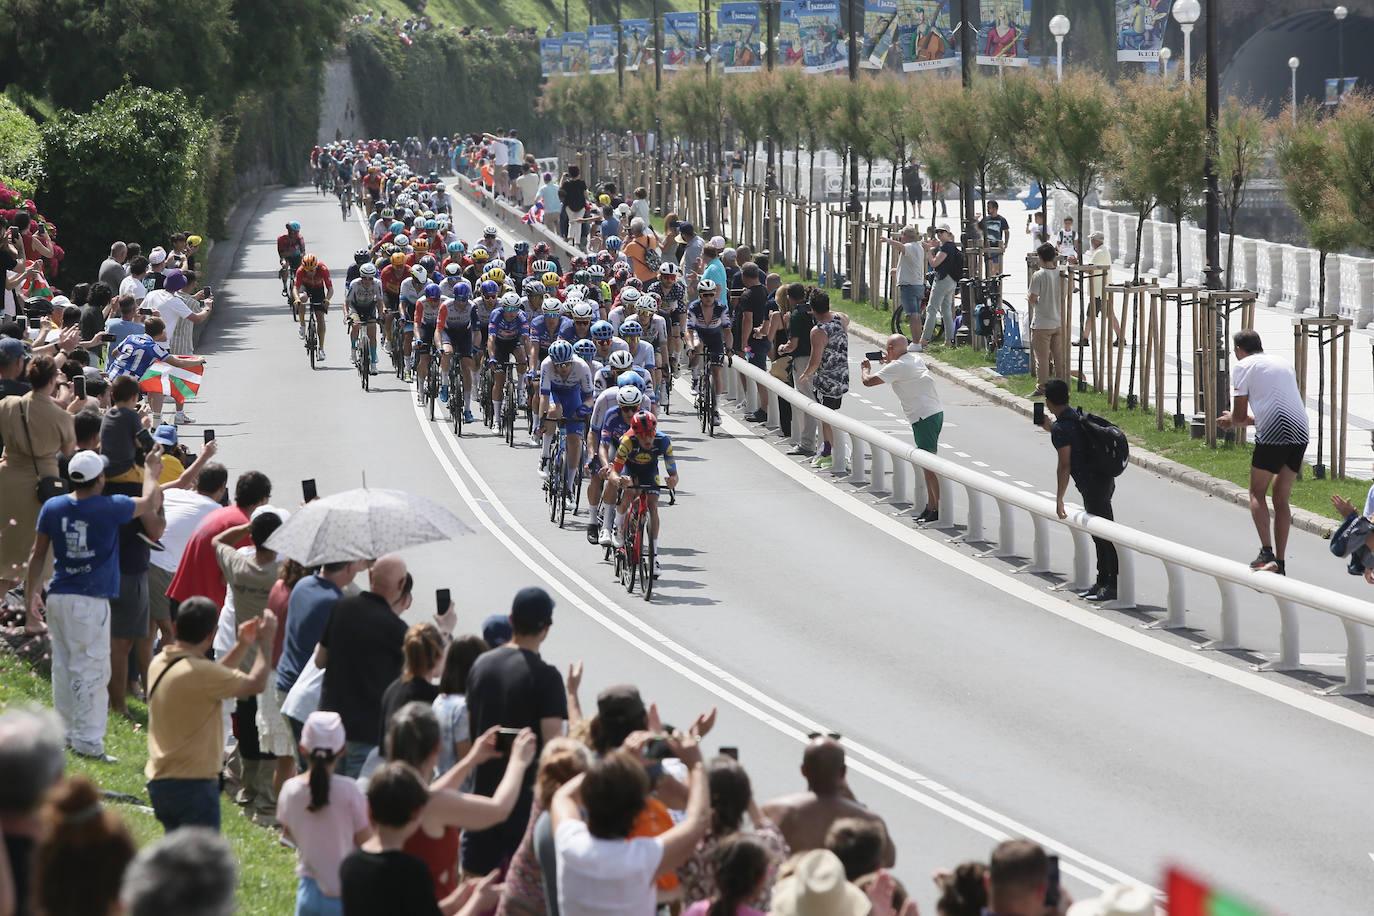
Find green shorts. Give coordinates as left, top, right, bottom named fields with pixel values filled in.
left=912, top=411, right=944, bottom=453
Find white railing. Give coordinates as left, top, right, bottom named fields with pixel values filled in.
left=721, top=356, right=1374, bottom=696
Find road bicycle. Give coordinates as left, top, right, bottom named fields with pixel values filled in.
left=446, top=356, right=465, bottom=436
left=477, top=359, right=495, bottom=427
left=349, top=317, right=375, bottom=392
left=386, top=313, right=406, bottom=379
left=544, top=417, right=584, bottom=529
left=498, top=359, right=521, bottom=448
left=696, top=351, right=728, bottom=437
left=338, top=182, right=353, bottom=220
left=966, top=273, right=1013, bottom=354
left=280, top=262, right=297, bottom=310
left=302, top=305, right=319, bottom=371
left=615, top=484, right=657, bottom=601
left=418, top=344, right=440, bottom=421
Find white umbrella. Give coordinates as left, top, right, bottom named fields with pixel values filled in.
left=264, top=487, right=474, bottom=566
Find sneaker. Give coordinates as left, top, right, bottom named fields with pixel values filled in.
left=369, top=363, right=379, bottom=375
left=317, top=349, right=325, bottom=361
left=712, top=411, right=722, bottom=425
left=586, top=522, right=601, bottom=545
left=1076, top=584, right=1101, bottom=599
left=746, top=410, right=767, bottom=423
left=135, top=532, right=166, bottom=551
left=71, top=748, right=118, bottom=764
left=174, top=410, right=194, bottom=425
left=1085, top=586, right=1117, bottom=603
left=914, top=508, right=939, bottom=524
left=599, top=526, right=613, bottom=548
left=298, top=324, right=305, bottom=339
left=907, top=341, right=924, bottom=353
left=439, top=385, right=449, bottom=404
left=653, top=557, right=661, bottom=578
left=1274, top=561, right=1286, bottom=576
left=610, top=528, right=624, bottom=549
left=815, top=455, right=833, bottom=470
left=1250, top=547, right=1278, bottom=571
left=463, top=409, right=475, bottom=423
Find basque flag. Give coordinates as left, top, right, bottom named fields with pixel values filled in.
left=139, top=360, right=204, bottom=407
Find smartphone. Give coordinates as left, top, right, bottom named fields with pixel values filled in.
left=203, top=429, right=215, bottom=444
left=495, top=727, right=522, bottom=753
left=301, top=478, right=318, bottom=503
left=719, top=746, right=739, bottom=761
left=1044, top=855, right=1060, bottom=909
left=136, top=429, right=156, bottom=451
left=27, top=316, right=41, bottom=329
left=72, top=376, right=86, bottom=399
left=864, top=350, right=884, bottom=361
left=138, top=307, right=153, bottom=316
left=436, top=588, right=451, bottom=616
left=203, top=285, right=213, bottom=297
left=99, top=332, right=116, bottom=342
left=1033, top=401, right=1046, bottom=427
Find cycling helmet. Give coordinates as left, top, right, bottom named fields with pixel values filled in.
left=639, top=292, right=659, bottom=310
left=657, top=262, right=678, bottom=276
left=630, top=410, right=657, bottom=437
left=587, top=264, right=606, bottom=279
left=530, top=259, right=551, bottom=275
left=620, top=288, right=642, bottom=305
left=447, top=241, right=462, bottom=255
left=541, top=271, right=561, bottom=287
left=605, top=236, right=623, bottom=251
left=514, top=241, right=530, bottom=255
left=591, top=320, right=615, bottom=341
left=424, top=218, right=438, bottom=230
left=390, top=252, right=406, bottom=268
left=608, top=350, right=634, bottom=370
left=534, top=242, right=551, bottom=257
left=573, top=270, right=589, bottom=285
left=390, top=221, right=405, bottom=235
left=541, top=299, right=563, bottom=315
left=570, top=301, right=596, bottom=321
left=573, top=339, right=597, bottom=362
left=565, top=286, right=586, bottom=302
left=549, top=340, right=575, bottom=364
left=419, top=255, right=437, bottom=273
left=453, top=280, right=473, bottom=299
left=354, top=248, right=370, bottom=265
left=697, top=278, right=719, bottom=294
left=424, top=283, right=442, bottom=299
left=287, top=221, right=301, bottom=232
left=624, top=277, right=644, bottom=291
left=617, top=385, right=645, bottom=408
left=301, top=254, right=319, bottom=271
left=412, top=237, right=429, bottom=251
left=620, top=318, right=643, bottom=337
left=444, top=262, right=461, bottom=277
left=483, top=225, right=498, bottom=238
left=472, top=248, right=490, bottom=262
left=524, top=280, right=547, bottom=296
left=500, top=292, right=521, bottom=311
left=480, top=280, right=500, bottom=297
left=360, top=262, right=378, bottom=278
left=485, top=267, right=507, bottom=284
left=620, top=371, right=647, bottom=391
left=394, top=234, right=410, bottom=248
left=410, top=267, right=428, bottom=284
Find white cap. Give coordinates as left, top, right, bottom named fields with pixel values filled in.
left=708, top=235, right=727, bottom=249
left=67, top=450, right=109, bottom=484
left=49, top=295, right=72, bottom=310
left=301, top=711, right=346, bottom=753
left=251, top=504, right=291, bottom=524
left=148, top=246, right=168, bottom=266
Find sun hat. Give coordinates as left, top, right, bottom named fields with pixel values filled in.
left=301, top=711, right=346, bottom=754
left=1067, top=884, right=1155, bottom=916
left=151, top=424, right=178, bottom=447
left=769, top=850, right=869, bottom=916
left=163, top=269, right=188, bottom=293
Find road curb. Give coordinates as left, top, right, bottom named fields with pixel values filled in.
left=843, top=321, right=1340, bottom=540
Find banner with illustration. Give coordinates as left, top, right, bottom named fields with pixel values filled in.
left=586, top=24, right=616, bottom=74
left=622, top=19, right=652, bottom=71
left=778, top=0, right=805, bottom=66
left=716, top=2, right=763, bottom=72
left=540, top=38, right=563, bottom=77
left=976, top=0, right=1030, bottom=66
left=896, top=0, right=958, bottom=71
left=797, top=0, right=845, bottom=72
left=860, top=0, right=899, bottom=69
left=1115, top=0, right=1172, bottom=62
left=663, top=11, right=700, bottom=70
left=560, top=32, right=587, bottom=76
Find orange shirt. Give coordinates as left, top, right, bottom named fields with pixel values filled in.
left=480, top=163, right=495, bottom=190
left=630, top=798, right=679, bottom=891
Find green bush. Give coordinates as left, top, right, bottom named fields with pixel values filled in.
left=40, top=86, right=217, bottom=273
left=0, top=96, right=44, bottom=194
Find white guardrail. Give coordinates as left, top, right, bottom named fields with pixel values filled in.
left=460, top=173, right=1374, bottom=695
left=721, top=357, right=1374, bottom=696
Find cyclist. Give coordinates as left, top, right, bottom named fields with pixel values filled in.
left=589, top=320, right=628, bottom=372
left=531, top=299, right=570, bottom=363
left=618, top=318, right=656, bottom=372
left=606, top=286, right=642, bottom=333
left=346, top=248, right=369, bottom=285
left=565, top=301, right=596, bottom=343
left=337, top=156, right=355, bottom=211
left=277, top=220, right=305, bottom=301
left=533, top=241, right=561, bottom=275
left=398, top=265, right=428, bottom=366
left=380, top=251, right=407, bottom=344
left=594, top=349, right=634, bottom=393
left=345, top=261, right=382, bottom=374
left=441, top=240, right=466, bottom=276
left=295, top=254, right=334, bottom=359
left=588, top=384, right=643, bottom=546
left=364, top=165, right=384, bottom=209
left=464, top=248, right=491, bottom=286
left=573, top=338, right=599, bottom=374
left=636, top=295, right=671, bottom=398
left=412, top=283, right=448, bottom=403
left=648, top=261, right=688, bottom=369
left=537, top=339, right=594, bottom=497
left=609, top=410, right=678, bottom=569
left=687, top=277, right=731, bottom=425
left=487, top=289, right=530, bottom=425
left=478, top=226, right=506, bottom=261
left=505, top=240, right=531, bottom=285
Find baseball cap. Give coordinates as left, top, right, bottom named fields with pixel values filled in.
left=481, top=612, right=513, bottom=648
left=67, top=450, right=109, bottom=484
left=510, top=586, right=554, bottom=631
left=151, top=424, right=178, bottom=447
left=0, top=337, right=27, bottom=365
left=49, top=295, right=72, bottom=311
left=301, top=711, right=346, bottom=754
left=187, top=235, right=203, bottom=247
left=148, top=246, right=168, bottom=266
left=675, top=222, right=695, bottom=243
left=596, top=684, right=647, bottom=727
left=163, top=269, right=188, bottom=293
left=708, top=235, right=726, bottom=250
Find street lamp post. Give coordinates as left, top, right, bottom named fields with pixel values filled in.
left=1172, top=0, right=1200, bottom=83
left=1289, top=56, right=1300, bottom=125
left=1159, top=45, right=1171, bottom=79
left=1335, top=5, right=1348, bottom=98
left=1049, top=15, right=1070, bottom=82
left=1202, top=0, right=1220, bottom=291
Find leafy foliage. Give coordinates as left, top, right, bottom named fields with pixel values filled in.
left=1329, top=93, right=1374, bottom=254
left=0, top=96, right=44, bottom=196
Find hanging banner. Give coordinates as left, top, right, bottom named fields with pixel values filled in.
left=976, top=0, right=1030, bottom=66
left=622, top=19, right=651, bottom=71
left=540, top=38, right=563, bottom=77
left=798, top=0, right=845, bottom=73
left=716, top=2, right=763, bottom=72
left=1115, top=0, right=1172, bottom=62
left=778, top=0, right=805, bottom=66
left=561, top=32, right=587, bottom=76
left=860, top=0, right=899, bottom=69
left=586, top=24, right=616, bottom=74
left=663, top=11, right=700, bottom=70
left=897, top=0, right=958, bottom=71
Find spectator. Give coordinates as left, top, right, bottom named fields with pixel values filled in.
left=736, top=263, right=774, bottom=423
left=433, top=635, right=489, bottom=775
left=0, top=706, right=66, bottom=916
left=0, top=356, right=76, bottom=594
left=145, top=596, right=276, bottom=832
left=380, top=620, right=449, bottom=737
left=599, top=206, right=621, bottom=245
left=680, top=756, right=788, bottom=909
left=79, top=282, right=115, bottom=343
left=1082, top=231, right=1117, bottom=347
left=1219, top=329, right=1309, bottom=575
left=1043, top=378, right=1117, bottom=602
left=861, top=333, right=943, bottom=523
left=1063, top=884, right=1152, bottom=916
left=768, top=848, right=870, bottom=916
left=147, top=462, right=227, bottom=670
left=630, top=187, right=651, bottom=226
left=773, top=284, right=814, bottom=449
left=978, top=202, right=1011, bottom=277
left=1056, top=216, right=1078, bottom=262
left=1027, top=242, right=1064, bottom=397
left=317, top=554, right=412, bottom=776
left=0, top=337, right=32, bottom=475
left=676, top=223, right=703, bottom=278
left=700, top=245, right=727, bottom=294
left=262, top=557, right=311, bottom=794
left=623, top=219, right=660, bottom=286
left=462, top=586, right=568, bottom=876
left=276, top=711, right=371, bottom=916
left=142, top=268, right=211, bottom=357
left=25, top=444, right=161, bottom=758
left=933, top=862, right=988, bottom=916
left=105, top=316, right=205, bottom=425
left=855, top=871, right=919, bottom=916
left=146, top=247, right=168, bottom=289
left=884, top=227, right=927, bottom=344
left=922, top=226, right=962, bottom=349
left=497, top=736, right=592, bottom=916
left=661, top=213, right=681, bottom=266
left=683, top=834, right=771, bottom=916
left=275, top=559, right=367, bottom=744
left=164, top=468, right=272, bottom=609
left=560, top=166, right=589, bottom=245
left=902, top=159, right=923, bottom=219
left=1027, top=210, right=1049, bottom=246
left=551, top=745, right=708, bottom=915
left=986, top=839, right=1066, bottom=916
left=537, top=173, right=562, bottom=230
left=515, top=165, right=540, bottom=209
left=119, top=828, right=237, bottom=916
left=119, top=257, right=149, bottom=305
left=795, top=293, right=849, bottom=470
left=104, top=295, right=144, bottom=348
left=761, top=736, right=895, bottom=867
left=32, top=776, right=136, bottom=916
left=825, top=817, right=885, bottom=882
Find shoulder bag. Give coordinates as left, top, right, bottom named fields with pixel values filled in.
left=20, top=400, right=68, bottom=501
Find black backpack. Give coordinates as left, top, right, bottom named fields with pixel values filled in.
left=1078, top=410, right=1129, bottom=478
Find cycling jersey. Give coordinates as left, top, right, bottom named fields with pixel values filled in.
left=593, top=391, right=631, bottom=446
left=414, top=297, right=443, bottom=326
left=613, top=431, right=677, bottom=484
left=621, top=339, right=656, bottom=370
left=439, top=299, right=473, bottom=329
left=538, top=356, right=595, bottom=399
left=398, top=277, right=425, bottom=309
left=380, top=264, right=406, bottom=296
left=530, top=315, right=570, bottom=349
left=278, top=232, right=306, bottom=261
left=346, top=278, right=381, bottom=313
left=687, top=299, right=731, bottom=331
left=296, top=264, right=331, bottom=292
left=647, top=280, right=687, bottom=316
left=488, top=309, right=530, bottom=341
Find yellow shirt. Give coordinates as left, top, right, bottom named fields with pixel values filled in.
left=145, top=646, right=253, bottom=781
left=158, top=454, right=185, bottom=486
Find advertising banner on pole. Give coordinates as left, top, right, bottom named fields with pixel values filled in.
left=860, top=0, right=899, bottom=69
left=540, top=38, right=563, bottom=77
left=663, top=11, right=700, bottom=70
left=561, top=32, right=587, bottom=76
left=897, top=0, right=958, bottom=72
left=778, top=0, right=805, bottom=66
left=1115, top=0, right=1172, bottom=62
left=622, top=18, right=652, bottom=71
left=976, top=0, right=1030, bottom=67
left=587, top=24, right=616, bottom=74
left=716, top=2, right=763, bottom=72
left=797, top=0, right=845, bottom=73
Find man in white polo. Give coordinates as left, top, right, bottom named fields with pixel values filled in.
left=861, top=333, right=943, bottom=524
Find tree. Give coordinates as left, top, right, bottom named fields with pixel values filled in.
left=867, top=74, right=917, bottom=225
left=1038, top=71, right=1116, bottom=261
left=994, top=71, right=1056, bottom=242
left=1105, top=78, right=1165, bottom=285
left=920, top=77, right=1010, bottom=242
left=1216, top=101, right=1266, bottom=289
left=1142, top=81, right=1205, bottom=284
left=1329, top=93, right=1374, bottom=253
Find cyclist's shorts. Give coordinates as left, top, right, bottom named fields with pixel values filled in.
left=549, top=390, right=589, bottom=436
left=698, top=328, right=725, bottom=356
left=415, top=322, right=438, bottom=353
left=440, top=324, right=472, bottom=357
left=305, top=287, right=328, bottom=309
left=492, top=336, right=524, bottom=365
left=625, top=466, right=664, bottom=490
left=383, top=290, right=400, bottom=311
left=350, top=304, right=378, bottom=324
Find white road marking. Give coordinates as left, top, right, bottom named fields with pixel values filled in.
left=882, top=410, right=898, bottom=418
left=993, top=469, right=1011, bottom=478
left=955, top=450, right=971, bottom=459
left=938, top=442, right=953, bottom=449
left=973, top=460, right=990, bottom=468
left=1015, top=480, right=1034, bottom=488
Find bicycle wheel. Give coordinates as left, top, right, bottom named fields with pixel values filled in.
left=572, top=461, right=584, bottom=517
left=624, top=519, right=638, bottom=594
left=706, top=377, right=717, bottom=437
left=427, top=362, right=438, bottom=422
left=306, top=318, right=317, bottom=371
left=549, top=453, right=563, bottom=523
left=641, top=532, right=654, bottom=601
left=557, top=459, right=569, bottom=528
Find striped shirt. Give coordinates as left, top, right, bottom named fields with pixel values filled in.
left=1232, top=353, right=1309, bottom=445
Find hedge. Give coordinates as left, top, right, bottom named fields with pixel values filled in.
left=0, top=96, right=44, bottom=199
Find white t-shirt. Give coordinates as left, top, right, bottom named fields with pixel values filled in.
left=119, top=274, right=148, bottom=303
left=1087, top=245, right=1112, bottom=298
left=145, top=289, right=192, bottom=342
left=489, top=140, right=509, bottom=167
left=555, top=820, right=663, bottom=916
left=1231, top=352, right=1309, bottom=445
left=875, top=352, right=942, bottom=423
left=630, top=199, right=651, bottom=225
left=515, top=171, right=541, bottom=207
left=895, top=241, right=926, bottom=286
left=151, top=489, right=221, bottom=572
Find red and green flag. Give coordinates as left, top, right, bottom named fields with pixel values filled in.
left=1166, top=867, right=1265, bottom=916
left=139, top=360, right=203, bottom=406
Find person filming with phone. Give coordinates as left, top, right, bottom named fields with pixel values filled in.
left=860, top=333, right=944, bottom=524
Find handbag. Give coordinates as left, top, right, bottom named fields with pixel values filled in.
left=20, top=400, right=68, bottom=501
left=769, top=352, right=793, bottom=382
left=642, top=242, right=662, bottom=272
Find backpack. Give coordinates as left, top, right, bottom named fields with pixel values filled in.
left=1078, top=410, right=1129, bottom=478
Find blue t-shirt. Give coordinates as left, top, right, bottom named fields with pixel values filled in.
left=601, top=218, right=622, bottom=241
left=275, top=575, right=344, bottom=694
left=104, top=318, right=144, bottom=349
left=37, top=494, right=136, bottom=598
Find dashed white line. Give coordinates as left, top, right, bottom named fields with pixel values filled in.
left=993, top=469, right=1010, bottom=478
left=954, top=450, right=971, bottom=459
left=973, top=460, right=990, bottom=468
left=1015, top=480, right=1034, bottom=488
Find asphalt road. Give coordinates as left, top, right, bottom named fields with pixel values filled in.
left=195, top=184, right=1374, bottom=914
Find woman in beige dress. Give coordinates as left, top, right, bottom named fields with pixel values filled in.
left=0, top=355, right=76, bottom=590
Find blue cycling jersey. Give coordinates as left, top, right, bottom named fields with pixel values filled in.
left=600, top=406, right=633, bottom=448
left=530, top=315, right=570, bottom=348
left=488, top=309, right=530, bottom=340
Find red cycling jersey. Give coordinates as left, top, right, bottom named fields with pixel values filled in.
left=380, top=264, right=406, bottom=295
left=295, top=263, right=331, bottom=291
left=277, top=232, right=305, bottom=259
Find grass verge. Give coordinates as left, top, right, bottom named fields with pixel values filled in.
left=0, top=651, right=298, bottom=914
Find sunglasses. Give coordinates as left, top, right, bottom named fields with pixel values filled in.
left=807, top=731, right=842, bottom=741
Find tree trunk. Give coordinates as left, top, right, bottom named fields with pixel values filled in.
left=1174, top=213, right=1183, bottom=286
left=1133, top=209, right=1147, bottom=286
left=888, top=157, right=898, bottom=226
left=1317, top=248, right=1327, bottom=473
left=1225, top=203, right=1237, bottom=290
left=793, top=135, right=802, bottom=199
